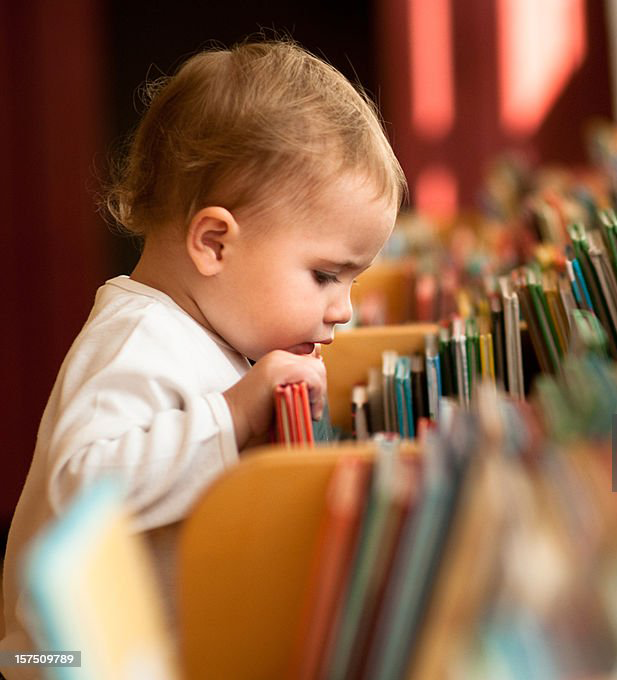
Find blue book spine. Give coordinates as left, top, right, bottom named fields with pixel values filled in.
left=395, top=357, right=412, bottom=438
left=394, top=376, right=408, bottom=437
left=403, top=373, right=415, bottom=438
left=571, top=257, right=594, bottom=312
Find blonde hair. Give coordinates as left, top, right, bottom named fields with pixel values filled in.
left=106, top=39, right=407, bottom=236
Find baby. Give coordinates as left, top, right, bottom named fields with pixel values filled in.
left=0, top=39, right=405, bottom=675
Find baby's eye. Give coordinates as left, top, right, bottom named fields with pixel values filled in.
left=313, top=270, right=340, bottom=286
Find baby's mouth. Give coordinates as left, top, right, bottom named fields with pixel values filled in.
left=286, top=342, right=315, bottom=355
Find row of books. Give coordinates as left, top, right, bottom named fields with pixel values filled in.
left=273, top=382, right=315, bottom=445
left=354, top=349, right=435, bottom=441
left=349, top=206, right=617, bottom=442
left=350, top=305, right=522, bottom=442
left=535, top=351, right=617, bottom=445
left=272, top=381, right=336, bottom=446
left=505, top=211, right=617, bottom=377
left=286, top=355, right=617, bottom=680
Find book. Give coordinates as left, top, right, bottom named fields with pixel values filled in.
left=598, top=208, right=617, bottom=281
left=322, top=441, right=407, bottom=680
left=274, top=382, right=318, bottom=446
left=295, top=382, right=315, bottom=444
left=465, top=317, right=482, bottom=398
left=588, top=230, right=617, bottom=344
left=490, top=294, right=508, bottom=391
left=567, top=251, right=594, bottom=312
left=499, top=277, right=525, bottom=399
left=274, top=385, right=295, bottom=445
left=410, top=353, right=429, bottom=429
left=451, top=318, right=470, bottom=407
left=438, top=325, right=456, bottom=398
left=479, top=331, right=495, bottom=382
left=425, top=333, right=442, bottom=422
left=362, top=420, right=472, bottom=680
left=286, top=457, right=372, bottom=680
left=394, top=356, right=414, bottom=438
left=542, top=271, right=569, bottom=354
left=598, top=209, right=617, bottom=279
left=512, top=269, right=555, bottom=375
left=569, top=224, right=617, bottom=356
left=355, top=457, right=420, bottom=680
left=21, top=478, right=180, bottom=680
left=382, top=350, right=398, bottom=434
left=351, top=385, right=371, bottom=441
left=313, top=397, right=336, bottom=443
left=557, top=272, right=577, bottom=335
left=410, top=452, right=499, bottom=679
left=527, top=268, right=562, bottom=371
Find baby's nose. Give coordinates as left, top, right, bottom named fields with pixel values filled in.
left=324, top=290, right=353, bottom=326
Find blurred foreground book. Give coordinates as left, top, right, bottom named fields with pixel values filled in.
left=20, top=479, right=180, bottom=680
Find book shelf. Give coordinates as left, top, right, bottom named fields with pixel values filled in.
left=178, top=443, right=419, bottom=680
left=179, top=324, right=435, bottom=677
left=178, top=438, right=617, bottom=680
left=178, top=319, right=617, bottom=678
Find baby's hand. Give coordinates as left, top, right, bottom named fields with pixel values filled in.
left=223, top=350, right=327, bottom=451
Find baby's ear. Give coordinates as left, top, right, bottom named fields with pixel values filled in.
left=186, top=207, right=239, bottom=276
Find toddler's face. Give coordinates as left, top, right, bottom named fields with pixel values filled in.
left=204, top=174, right=397, bottom=361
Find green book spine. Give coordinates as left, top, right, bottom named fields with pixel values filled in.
left=527, top=278, right=560, bottom=373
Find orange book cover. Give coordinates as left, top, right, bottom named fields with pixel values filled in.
left=355, top=457, right=421, bottom=680
left=282, top=384, right=299, bottom=443
left=286, top=457, right=372, bottom=680
left=297, top=382, right=315, bottom=444
left=292, top=383, right=307, bottom=444
left=274, top=386, right=288, bottom=444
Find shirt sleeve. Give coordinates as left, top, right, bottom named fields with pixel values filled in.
left=46, top=354, right=240, bottom=533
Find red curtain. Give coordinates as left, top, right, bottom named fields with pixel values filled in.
left=375, top=0, right=612, bottom=210
left=0, top=0, right=108, bottom=525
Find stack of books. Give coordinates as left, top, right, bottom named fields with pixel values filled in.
left=344, top=208, right=617, bottom=442
left=286, top=356, right=617, bottom=679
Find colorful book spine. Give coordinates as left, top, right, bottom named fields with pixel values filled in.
left=425, top=333, right=442, bottom=422
left=286, top=457, right=372, bottom=680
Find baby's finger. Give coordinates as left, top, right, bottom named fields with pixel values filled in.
left=305, top=365, right=327, bottom=420
left=312, top=342, right=324, bottom=362
left=307, top=385, right=324, bottom=420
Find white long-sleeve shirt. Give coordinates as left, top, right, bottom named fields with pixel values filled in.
left=1, top=276, right=249, bottom=679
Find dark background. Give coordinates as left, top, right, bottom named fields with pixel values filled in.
left=1, top=0, right=612, bottom=548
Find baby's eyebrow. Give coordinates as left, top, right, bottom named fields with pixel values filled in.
left=316, top=258, right=370, bottom=271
